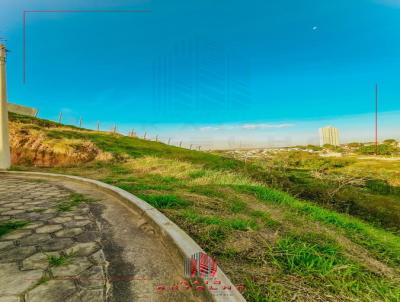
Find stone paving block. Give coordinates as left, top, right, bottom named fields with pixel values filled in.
left=0, top=263, right=42, bottom=296
left=89, top=250, right=107, bottom=266
left=2, top=202, right=21, bottom=208
left=22, top=252, right=58, bottom=270
left=0, top=296, right=20, bottom=302
left=25, top=280, right=76, bottom=302
left=2, top=209, right=25, bottom=215
left=19, top=233, right=51, bottom=246
left=51, top=257, right=92, bottom=277
left=36, top=224, right=63, bottom=234
left=78, top=265, right=105, bottom=289
left=0, top=216, right=11, bottom=222
left=0, top=241, right=14, bottom=252
left=73, top=215, right=87, bottom=220
left=51, top=216, right=72, bottom=224
left=24, top=222, right=45, bottom=229
left=0, top=246, right=36, bottom=262
left=14, top=212, right=42, bottom=220
left=76, top=231, right=100, bottom=243
left=1, top=229, right=32, bottom=240
left=43, top=209, right=57, bottom=214
left=59, top=212, right=75, bottom=217
left=65, top=242, right=100, bottom=257
left=55, top=228, right=84, bottom=238
left=64, top=220, right=92, bottom=228
left=40, top=238, right=74, bottom=252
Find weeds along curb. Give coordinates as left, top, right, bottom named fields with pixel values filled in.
left=1, top=170, right=247, bottom=302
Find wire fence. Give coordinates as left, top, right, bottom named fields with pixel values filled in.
left=47, top=110, right=209, bottom=151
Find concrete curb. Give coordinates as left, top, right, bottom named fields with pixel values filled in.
left=1, top=171, right=247, bottom=302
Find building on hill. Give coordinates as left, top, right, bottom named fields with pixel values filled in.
left=319, top=126, right=340, bottom=146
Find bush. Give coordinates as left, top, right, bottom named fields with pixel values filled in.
left=357, top=144, right=399, bottom=156
left=365, top=179, right=398, bottom=195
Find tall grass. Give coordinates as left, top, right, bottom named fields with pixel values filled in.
left=237, top=185, right=400, bottom=266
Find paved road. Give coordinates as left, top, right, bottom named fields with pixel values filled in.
left=0, top=175, right=203, bottom=302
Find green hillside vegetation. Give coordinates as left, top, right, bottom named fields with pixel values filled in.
left=230, top=150, right=400, bottom=233
left=9, top=113, right=400, bottom=302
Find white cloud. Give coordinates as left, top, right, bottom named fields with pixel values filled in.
left=375, top=0, right=400, bottom=7
left=199, top=123, right=294, bottom=131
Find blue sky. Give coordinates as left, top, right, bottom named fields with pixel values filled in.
left=1, top=0, right=399, bottom=148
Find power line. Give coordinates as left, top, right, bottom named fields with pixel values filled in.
left=375, top=84, right=378, bottom=156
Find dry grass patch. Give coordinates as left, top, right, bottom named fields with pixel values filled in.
left=124, top=156, right=199, bottom=178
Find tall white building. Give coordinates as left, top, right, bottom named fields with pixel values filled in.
left=319, top=126, right=340, bottom=146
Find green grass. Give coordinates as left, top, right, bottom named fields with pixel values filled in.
left=250, top=210, right=281, bottom=229
left=0, top=220, right=29, bottom=238
left=180, top=210, right=259, bottom=231
left=36, top=276, right=50, bottom=285
left=236, top=184, right=400, bottom=267
left=57, top=193, right=91, bottom=212
left=264, top=234, right=400, bottom=301
left=139, top=194, right=190, bottom=209
left=229, top=199, right=247, bottom=213
left=10, top=113, right=400, bottom=302
left=271, top=234, right=348, bottom=276
left=48, top=254, right=73, bottom=266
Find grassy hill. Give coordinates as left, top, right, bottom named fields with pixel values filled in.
left=9, top=113, right=400, bottom=302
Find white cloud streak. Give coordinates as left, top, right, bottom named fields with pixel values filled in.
left=199, top=123, right=294, bottom=131
left=375, top=0, right=400, bottom=7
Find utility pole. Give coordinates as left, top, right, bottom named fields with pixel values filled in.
left=375, top=84, right=378, bottom=156
left=179, top=141, right=182, bottom=147
left=113, top=124, right=117, bottom=134
left=58, top=112, right=63, bottom=124
left=79, top=117, right=83, bottom=128
left=155, top=135, right=158, bottom=142
left=0, top=44, right=10, bottom=169
left=97, top=121, right=100, bottom=131
left=144, top=132, right=147, bottom=139
left=168, top=138, right=171, bottom=145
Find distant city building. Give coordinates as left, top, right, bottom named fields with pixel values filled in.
left=319, top=126, right=340, bottom=146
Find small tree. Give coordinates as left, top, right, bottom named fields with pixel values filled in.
left=383, top=139, right=397, bottom=145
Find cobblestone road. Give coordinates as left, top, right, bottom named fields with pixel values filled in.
left=0, top=174, right=204, bottom=302
left=0, top=176, right=107, bottom=302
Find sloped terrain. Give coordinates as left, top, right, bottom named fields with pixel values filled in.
left=8, top=113, right=400, bottom=302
